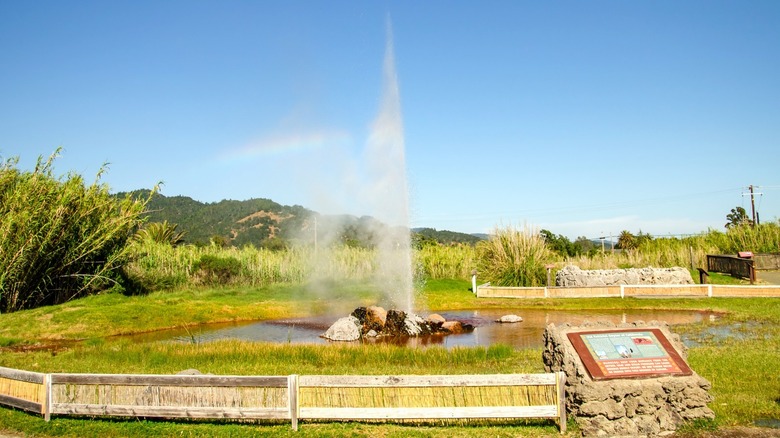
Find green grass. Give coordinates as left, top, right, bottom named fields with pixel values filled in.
left=1, top=279, right=779, bottom=437
left=0, top=280, right=384, bottom=342
left=1, top=340, right=535, bottom=376
left=0, top=410, right=568, bottom=438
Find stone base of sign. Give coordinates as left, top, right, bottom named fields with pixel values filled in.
left=543, top=321, right=714, bottom=437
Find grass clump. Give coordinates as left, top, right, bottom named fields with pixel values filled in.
left=0, top=149, right=151, bottom=312
left=476, top=224, right=554, bottom=287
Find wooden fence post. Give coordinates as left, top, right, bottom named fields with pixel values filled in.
left=556, top=371, right=567, bottom=433
left=288, top=374, right=298, bottom=431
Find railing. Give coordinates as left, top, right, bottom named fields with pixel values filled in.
left=476, top=283, right=780, bottom=299
left=0, top=366, right=567, bottom=433
left=707, top=255, right=755, bottom=282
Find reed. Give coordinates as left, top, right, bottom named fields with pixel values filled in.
left=415, top=244, right=476, bottom=279
left=124, top=243, right=375, bottom=290
left=475, top=225, right=555, bottom=287
left=0, top=150, right=150, bottom=312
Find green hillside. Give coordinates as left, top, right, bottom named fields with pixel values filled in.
left=121, top=191, right=480, bottom=248
left=121, top=190, right=312, bottom=247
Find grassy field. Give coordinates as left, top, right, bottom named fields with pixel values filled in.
left=1, top=279, right=779, bottom=437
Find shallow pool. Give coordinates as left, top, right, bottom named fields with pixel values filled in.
left=127, top=308, right=720, bottom=349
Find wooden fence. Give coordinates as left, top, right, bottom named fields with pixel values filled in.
left=476, top=283, right=780, bottom=299
left=0, top=366, right=567, bottom=433
left=707, top=255, right=755, bottom=283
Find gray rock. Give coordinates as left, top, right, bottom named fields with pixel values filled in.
left=496, top=314, right=523, bottom=323
left=556, top=265, right=694, bottom=287
left=321, top=316, right=361, bottom=341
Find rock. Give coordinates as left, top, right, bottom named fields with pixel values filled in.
left=556, top=265, right=694, bottom=287
left=177, top=369, right=203, bottom=375
left=384, top=309, right=408, bottom=336
left=404, top=314, right=427, bottom=336
left=441, top=321, right=463, bottom=334
left=328, top=307, right=475, bottom=340
left=364, top=305, right=387, bottom=333
left=367, top=305, right=387, bottom=325
left=321, top=316, right=361, bottom=341
left=496, top=314, right=523, bottom=323
left=427, top=313, right=446, bottom=324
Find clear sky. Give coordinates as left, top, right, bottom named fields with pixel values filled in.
left=2, top=1, right=778, bottom=240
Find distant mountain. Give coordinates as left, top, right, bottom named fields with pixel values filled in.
left=120, top=190, right=313, bottom=246
left=412, top=228, right=485, bottom=246
left=120, top=190, right=479, bottom=248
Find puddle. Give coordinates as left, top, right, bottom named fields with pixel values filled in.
left=680, top=320, right=766, bottom=347
left=754, top=418, right=780, bottom=429
left=126, top=308, right=721, bottom=349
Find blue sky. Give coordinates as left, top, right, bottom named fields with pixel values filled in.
left=2, top=1, right=778, bottom=240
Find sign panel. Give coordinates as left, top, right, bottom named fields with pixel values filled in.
left=567, top=328, right=693, bottom=380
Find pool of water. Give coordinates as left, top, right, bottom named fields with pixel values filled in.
left=129, top=308, right=720, bottom=349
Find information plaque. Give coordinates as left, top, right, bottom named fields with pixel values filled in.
left=567, top=328, right=693, bottom=380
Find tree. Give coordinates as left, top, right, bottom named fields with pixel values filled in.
left=616, top=230, right=637, bottom=250
left=726, top=206, right=752, bottom=229
left=540, top=229, right=580, bottom=257
left=574, top=236, right=595, bottom=254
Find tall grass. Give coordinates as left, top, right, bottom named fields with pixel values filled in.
left=123, top=221, right=780, bottom=292
left=0, top=151, right=150, bottom=312
left=475, top=225, right=555, bottom=287
left=415, top=244, right=476, bottom=279
left=567, top=235, right=719, bottom=270
left=124, top=241, right=384, bottom=290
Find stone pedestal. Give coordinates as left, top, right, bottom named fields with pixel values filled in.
left=543, top=321, right=714, bottom=437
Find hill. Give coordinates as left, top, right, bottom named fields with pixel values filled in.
left=412, top=228, right=485, bottom=246
left=120, top=190, right=312, bottom=247
left=121, top=191, right=478, bottom=248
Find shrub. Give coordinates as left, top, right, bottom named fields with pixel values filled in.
left=476, top=224, right=555, bottom=287
left=193, top=254, right=243, bottom=285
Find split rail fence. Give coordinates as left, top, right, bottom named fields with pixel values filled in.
left=477, top=283, right=780, bottom=299
left=0, top=366, right=567, bottom=432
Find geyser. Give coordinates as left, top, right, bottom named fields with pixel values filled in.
left=365, top=23, right=414, bottom=313
left=302, top=20, right=415, bottom=314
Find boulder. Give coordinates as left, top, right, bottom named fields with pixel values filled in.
left=427, top=313, right=446, bottom=324
left=496, top=314, right=523, bottom=323
left=556, top=265, right=694, bottom=287
left=441, top=320, right=463, bottom=334
left=384, top=309, right=408, bottom=336
left=321, top=316, right=361, bottom=341
left=364, top=305, right=387, bottom=332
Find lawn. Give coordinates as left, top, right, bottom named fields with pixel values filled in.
left=1, top=279, right=779, bottom=437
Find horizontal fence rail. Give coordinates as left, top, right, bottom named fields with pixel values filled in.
left=0, top=368, right=567, bottom=433
left=476, top=283, right=780, bottom=299
left=48, top=373, right=293, bottom=422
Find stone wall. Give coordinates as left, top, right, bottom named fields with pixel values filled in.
left=556, top=265, right=694, bottom=287
left=543, top=321, right=714, bottom=437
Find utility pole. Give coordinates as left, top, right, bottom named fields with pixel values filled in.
left=749, top=185, right=757, bottom=226
left=742, top=185, right=762, bottom=226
